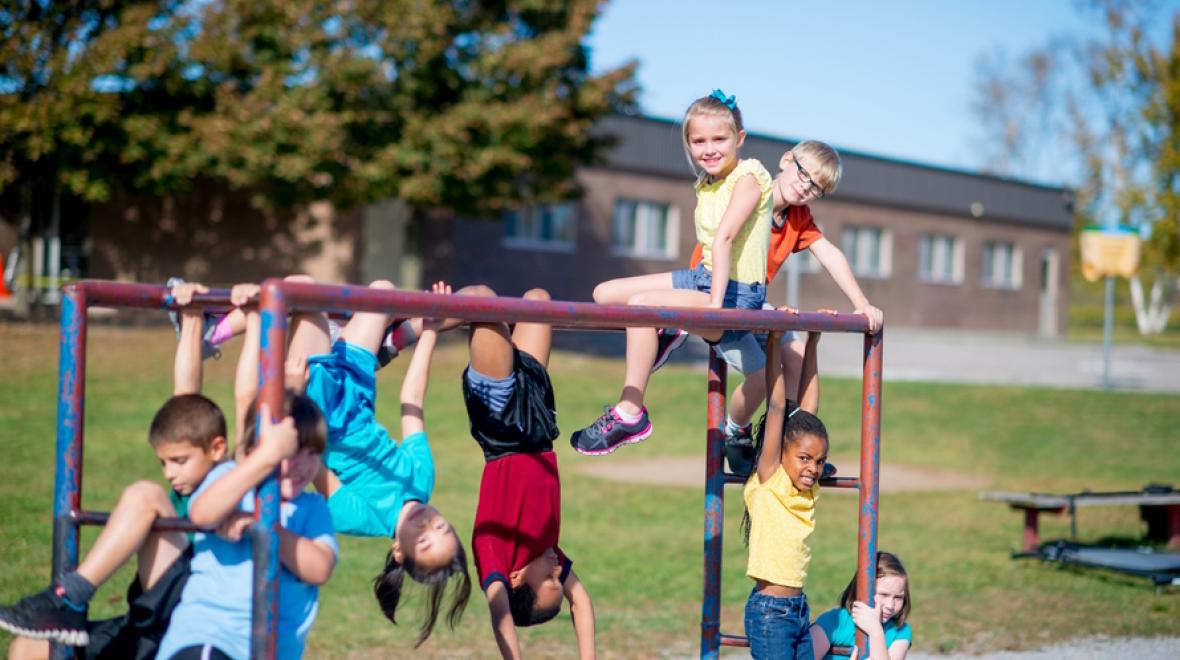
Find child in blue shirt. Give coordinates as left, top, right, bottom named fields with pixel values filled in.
left=157, top=395, right=337, bottom=660
left=284, top=276, right=471, bottom=646
left=810, top=551, right=913, bottom=660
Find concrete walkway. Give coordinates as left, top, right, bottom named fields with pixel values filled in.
left=558, top=326, right=1180, bottom=392
left=813, top=327, right=1180, bottom=393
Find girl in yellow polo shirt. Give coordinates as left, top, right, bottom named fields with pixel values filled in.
left=740, top=324, right=828, bottom=659
left=571, top=89, right=774, bottom=457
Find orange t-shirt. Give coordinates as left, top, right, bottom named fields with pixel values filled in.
left=690, top=205, right=823, bottom=284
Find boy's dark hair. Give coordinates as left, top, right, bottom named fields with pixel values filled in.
left=149, top=394, right=227, bottom=450
left=508, top=583, right=561, bottom=627
left=373, top=542, right=472, bottom=647
left=741, top=406, right=830, bottom=544
left=839, top=551, right=911, bottom=627
left=241, top=390, right=327, bottom=456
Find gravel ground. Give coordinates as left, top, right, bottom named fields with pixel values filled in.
left=907, top=635, right=1180, bottom=659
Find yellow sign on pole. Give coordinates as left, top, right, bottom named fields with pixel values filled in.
left=1080, top=228, right=1141, bottom=282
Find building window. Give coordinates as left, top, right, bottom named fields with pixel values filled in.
left=503, top=202, right=575, bottom=252
left=981, top=240, right=1023, bottom=290
left=611, top=199, right=679, bottom=260
left=840, top=225, right=891, bottom=278
left=918, top=233, right=964, bottom=284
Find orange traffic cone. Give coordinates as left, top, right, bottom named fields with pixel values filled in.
left=0, top=253, right=11, bottom=299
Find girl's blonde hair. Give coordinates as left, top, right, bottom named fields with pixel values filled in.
left=681, top=92, right=745, bottom=179
left=791, top=140, right=843, bottom=195
left=839, top=551, right=910, bottom=627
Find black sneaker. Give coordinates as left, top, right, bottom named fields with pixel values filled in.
left=570, top=407, right=653, bottom=456
left=0, top=586, right=88, bottom=646
left=723, top=425, right=756, bottom=477
left=822, top=462, right=838, bottom=479
left=652, top=328, right=688, bottom=372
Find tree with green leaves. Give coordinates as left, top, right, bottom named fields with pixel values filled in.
left=971, top=0, right=1179, bottom=334
left=1, top=0, right=637, bottom=296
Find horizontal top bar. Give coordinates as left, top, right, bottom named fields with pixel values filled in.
left=66, top=281, right=246, bottom=311
left=66, top=279, right=874, bottom=334
left=265, top=279, right=872, bottom=334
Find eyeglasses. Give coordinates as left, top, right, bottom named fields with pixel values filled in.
left=792, top=151, right=825, bottom=199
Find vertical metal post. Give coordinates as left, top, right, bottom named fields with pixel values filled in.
left=51, top=286, right=86, bottom=660
left=1102, top=275, right=1114, bottom=389
left=253, top=282, right=287, bottom=660
left=855, top=330, right=883, bottom=656
left=700, top=351, right=727, bottom=659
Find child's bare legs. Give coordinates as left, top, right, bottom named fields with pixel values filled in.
left=617, top=288, right=717, bottom=415
left=0, top=482, right=185, bottom=648
left=338, top=279, right=398, bottom=354
left=726, top=337, right=805, bottom=426
left=7, top=635, right=48, bottom=660
left=593, top=272, right=676, bottom=305
left=76, top=481, right=187, bottom=591
left=572, top=285, right=717, bottom=455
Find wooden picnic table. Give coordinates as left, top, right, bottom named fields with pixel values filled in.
left=979, top=490, right=1180, bottom=553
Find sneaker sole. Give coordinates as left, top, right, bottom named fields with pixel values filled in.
left=652, top=332, right=689, bottom=372
left=0, top=619, right=89, bottom=646
left=572, top=423, right=653, bottom=456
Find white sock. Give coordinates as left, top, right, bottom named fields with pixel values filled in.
left=725, top=416, right=745, bottom=436
left=613, top=405, right=643, bottom=423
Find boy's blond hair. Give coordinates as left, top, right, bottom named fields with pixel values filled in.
left=791, top=140, right=843, bottom=195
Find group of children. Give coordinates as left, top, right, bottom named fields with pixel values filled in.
left=0, top=90, right=911, bottom=659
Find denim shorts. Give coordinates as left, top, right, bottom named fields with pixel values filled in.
left=670, top=264, right=766, bottom=344
left=712, top=303, right=801, bottom=376
left=744, top=589, right=813, bottom=660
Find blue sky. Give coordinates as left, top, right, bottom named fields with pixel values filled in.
left=585, top=0, right=1170, bottom=185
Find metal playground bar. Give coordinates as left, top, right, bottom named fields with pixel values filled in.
left=51, top=278, right=883, bottom=659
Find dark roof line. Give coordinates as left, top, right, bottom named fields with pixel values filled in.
left=627, top=113, right=1070, bottom=194
left=595, top=114, right=1074, bottom=231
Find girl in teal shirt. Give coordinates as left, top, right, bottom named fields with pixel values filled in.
left=810, top=552, right=913, bottom=660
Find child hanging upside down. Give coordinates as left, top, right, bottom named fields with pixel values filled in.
left=445, top=283, right=597, bottom=658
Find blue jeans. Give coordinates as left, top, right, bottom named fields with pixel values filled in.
left=744, top=589, right=813, bottom=660
left=670, top=264, right=766, bottom=344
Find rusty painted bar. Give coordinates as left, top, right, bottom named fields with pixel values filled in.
left=855, top=330, right=884, bottom=655
left=720, top=633, right=748, bottom=647
left=723, top=473, right=859, bottom=489
left=72, top=510, right=203, bottom=533
left=253, top=281, right=288, bottom=660
left=700, top=351, right=727, bottom=659
left=268, top=279, right=870, bottom=334
left=51, top=285, right=87, bottom=660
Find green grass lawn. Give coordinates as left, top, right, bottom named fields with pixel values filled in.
left=1, top=323, right=1178, bottom=658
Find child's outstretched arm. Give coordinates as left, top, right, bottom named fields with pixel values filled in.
left=563, top=569, right=596, bottom=659
left=400, top=283, right=449, bottom=438
left=807, top=238, right=883, bottom=333
left=172, top=281, right=209, bottom=395
left=189, top=405, right=298, bottom=529
left=708, top=174, right=762, bottom=307
left=756, top=328, right=787, bottom=484
left=797, top=330, right=822, bottom=416
left=231, top=284, right=262, bottom=445
left=485, top=581, right=523, bottom=659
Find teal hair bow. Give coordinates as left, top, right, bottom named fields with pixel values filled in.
left=710, top=89, right=736, bottom=109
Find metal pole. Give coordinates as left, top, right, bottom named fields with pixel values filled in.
left=855, top=330, right=884, bottom=656
left=700, top=352, right=727, bottom=659
left=252, top=281, right=288, bottom=659
left=1102, top=275, right=1114, bottom=389
left=51, top=286, right=86, bottom=660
